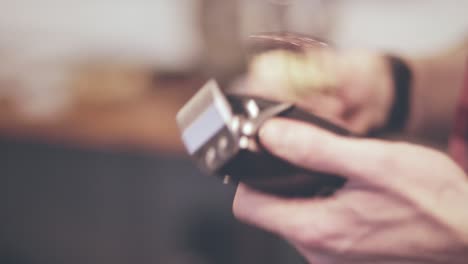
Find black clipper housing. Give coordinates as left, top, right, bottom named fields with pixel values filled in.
left=176, top=80, right=350, bottom=197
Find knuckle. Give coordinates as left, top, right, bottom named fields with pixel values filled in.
left=282, top=128, right=313, bottom=164
left=380, top=145, right=400, bottom=170
left=369, top=141, right=404, bottom=175
left=379, top=141, right=422, bottom=171
left=292, top=142, right=313, bottom=167
left=289, top=218, right=339, bottom=251
left=291, top=225, right=323, bottom=248
left=297, top=133, right=333, bottom=168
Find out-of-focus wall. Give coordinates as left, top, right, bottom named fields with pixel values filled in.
left=0, top=0, right=202, bottom=70
left=330, top=0, right=468, bottom=55
left=0, top=0, right=466, bottom=71
left=0, top=0, right=203, bottom=119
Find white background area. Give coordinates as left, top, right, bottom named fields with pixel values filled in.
left=0, top=0, right=466, bottom=69
left=0, top=0, right=466, bottom=119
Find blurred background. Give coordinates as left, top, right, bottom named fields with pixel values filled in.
left=0, top=1, right=467, bottom=263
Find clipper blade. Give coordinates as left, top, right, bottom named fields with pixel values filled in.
left=176, top=79, right=233, bottom=155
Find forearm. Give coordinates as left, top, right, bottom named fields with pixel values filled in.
left=404, top=41, right=468, bottom=140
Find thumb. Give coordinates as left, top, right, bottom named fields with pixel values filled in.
left=259, top=118, right=392, bottom=182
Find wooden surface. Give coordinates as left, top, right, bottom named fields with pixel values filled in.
left=0, top=77, right=205, bottom=154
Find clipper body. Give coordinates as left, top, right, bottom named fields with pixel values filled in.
left=176, top=80, right=350, bottom=197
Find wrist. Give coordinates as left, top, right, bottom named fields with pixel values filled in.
left=382, top=54, right=413, bottom=132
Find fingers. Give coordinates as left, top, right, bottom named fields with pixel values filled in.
left=295, top=94, right=345, bottom=123
left=233, top=183, right=334, bottom=241
left=258, top=118, right=393, bottom=182
left=344, top=111, right=375, bottom=135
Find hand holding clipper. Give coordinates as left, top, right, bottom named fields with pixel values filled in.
left=176, top=79, right=351, bottom=197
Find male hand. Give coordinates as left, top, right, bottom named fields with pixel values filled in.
left=244, top=50, right=395, bottom=134
left=233, top=118, right=468, bottom=264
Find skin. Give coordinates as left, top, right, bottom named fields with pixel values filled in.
left=240, top=50, right=396, bottom=135
left=234, top=119, right=468, bottom=263
left=243, top=44, right=467, bottom=137
left=233, top=41, right=468, bottom=263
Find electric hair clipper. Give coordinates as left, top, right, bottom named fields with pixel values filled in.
left=176, top=79, right=350, bottom=197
